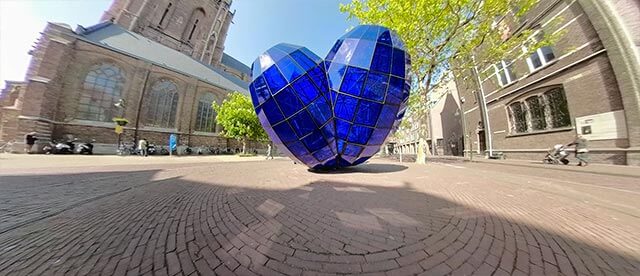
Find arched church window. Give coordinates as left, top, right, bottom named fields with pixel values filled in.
left=183, top=8, right=205, bottom=42
left=195, top=92, right=216, bottom=132
left=76, top=63, right=125, bottom=122
left=146, top=80, right=179, bottom=128
left=188, top=19, right=199, bottom=41
left=159, top=3, right=172, bottom=27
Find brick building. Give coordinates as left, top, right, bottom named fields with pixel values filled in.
left=456, top=0, right=640, bottom=165
left=0, top=0, right=258, bottom=153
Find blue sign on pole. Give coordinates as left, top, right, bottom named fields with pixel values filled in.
left=169, top=134, right=177, bottom=154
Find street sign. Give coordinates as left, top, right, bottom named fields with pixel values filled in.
left=115, top=125, right=123, bottom=134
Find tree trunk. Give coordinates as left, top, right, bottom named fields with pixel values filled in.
left=242, top=139, right=246, bottom=155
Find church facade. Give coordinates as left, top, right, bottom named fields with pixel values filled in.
left=0, top=0, right=257, bottom=153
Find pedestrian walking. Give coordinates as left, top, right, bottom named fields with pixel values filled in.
left=266, top=144, right=273, bottom=160
left=24, top=132, right=38, bottom=154
left=567, top=135, right=589, bottom=166
left=138, top=138, right=148, bottom=157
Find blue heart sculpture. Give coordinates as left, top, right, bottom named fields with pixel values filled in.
left=250, top=25, right=410, bottom=170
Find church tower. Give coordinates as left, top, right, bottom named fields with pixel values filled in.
left=101, top=0, right=234, bottom=67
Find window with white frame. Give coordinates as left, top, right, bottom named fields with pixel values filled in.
left=526, top=46, right=555, bottom=72
left=494, top=60, right=516, bottom=86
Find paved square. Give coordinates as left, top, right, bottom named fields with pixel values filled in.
left=0, top=155, right=638, bottom=275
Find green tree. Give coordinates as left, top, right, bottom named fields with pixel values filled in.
left=341, top=0, right=561, bottom=163
left=213, top=92, right=267, bottom=154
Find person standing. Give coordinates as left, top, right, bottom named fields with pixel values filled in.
left=24, top=132, right=38, bottom=154
left=138, top=138, right=148, bottom=157
left=266, top=144, right=273, bottom=160
left=567, top=135, right=589, bottom=166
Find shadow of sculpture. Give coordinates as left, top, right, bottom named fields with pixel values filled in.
left=0, top=169, right=638, bottom=275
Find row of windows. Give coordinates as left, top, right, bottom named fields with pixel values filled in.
left=507, top=87, right=571, bottom=134
left=76, top=63, right=219, bottom=132
left=493, top=45, right=556, bottom=87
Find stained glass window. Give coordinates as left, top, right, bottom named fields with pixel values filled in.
left=195, top=93, right=216, bottom=132
left=76, top=63, right=125, bottom=122
left=146, top=80, right=179, bottom=128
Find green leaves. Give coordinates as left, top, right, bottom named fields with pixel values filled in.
left=341, top=0, right=561, bottom=139
left=212, top=92, right=267, bottom=142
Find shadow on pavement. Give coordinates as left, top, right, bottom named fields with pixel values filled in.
left=0, top=168, right=637, bottom=275
left=308, top=163, right=408, bottom=174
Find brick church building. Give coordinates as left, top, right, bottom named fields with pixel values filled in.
left=0, top=0, right=254, bottom=153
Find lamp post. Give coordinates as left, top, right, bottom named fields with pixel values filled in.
left=459, top=96, right=472, bottom=161
left=113, top=99, right=127, bottom=153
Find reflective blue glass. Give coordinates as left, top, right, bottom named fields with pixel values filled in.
left=289, top=111, right=315, bottom=137
left=371, top=43, right=392, bottom=73
left=302, top=130, right=326, bottom=152
left=274, top=86, right=303, bottom=117
left=347, top=125, right=373, bottom=145
left=340, top=66, right=367, bottom=96
left=377, top=104, right=399, bottom=128
left=290, top=50, right=316, bottom=71
left=292, top=75, right=320, bottom=104
left=249, top=26, right=411, bottom=169
left=261, top=98, right=284, bottom=125
left=251, top=75, right=271, bottom=105
left=354, top=100, right=383, bottom=127
left=273, top=122, right=297, bottom=143
left=362, top=72, right=388, bottom=102
left=276, top=55, right=305, bottom=82
left=263, top=66, right=287, bottom=94
left=334, top=93, right=358, bottom=121
left=308, top=96, right=331, bottom=125
left=391, top=48, right=405, bottom=77
left=386, top=76, right=405, bottom=105
left=327, top=62, right=347, bottom=91
left=350, top=40, right=376, bottom=68
left=344, top=144, right=363, bottom=157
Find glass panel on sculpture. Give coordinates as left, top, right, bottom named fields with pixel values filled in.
left=274, top=86, right=304, bottom=118
left=371, top=43, right=392, bottom=73
left=277, top=55, right=305, bottom=82
left=263, top=66, right=287, bottom=94
left=308, top=96, right=331, bottom=125
left=77, top=63, right=125, bottom=121
left=289, top=111, right=316, bottom=138
left=292, top=75, right=320, bottom=104
left=340, top=66, right=367, bottom=96
left=391, top=48, right=405, bottom=77
left=249, top=25, right=410, bottom=169
left=290, top=50, right=316, bottom=71
left=362, top=72, right=388, bottom=102
left=354, top=100, right=383, bottom=127
left=334, top=94, right=358, bottom=121
left=350, top=39, right=375, bottom=68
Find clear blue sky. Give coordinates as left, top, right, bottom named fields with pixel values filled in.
left=0, top=0, right=356, bottom=89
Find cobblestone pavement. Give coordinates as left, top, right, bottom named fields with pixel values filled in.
left=0, top=156, right=638, bottom=275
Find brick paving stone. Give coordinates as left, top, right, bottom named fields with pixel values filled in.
left=0, top=158, right=638, bottom=275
